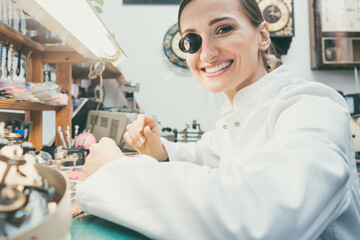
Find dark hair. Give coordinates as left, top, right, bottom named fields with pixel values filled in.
left=178, top=0, right=281, bottom=71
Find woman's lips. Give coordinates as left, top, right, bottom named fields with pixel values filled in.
left=201, top=60, right=233, bottom=77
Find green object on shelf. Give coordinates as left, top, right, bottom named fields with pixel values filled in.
left=71, top=213, right=150, bottom=240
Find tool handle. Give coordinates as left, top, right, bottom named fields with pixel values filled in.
left=66, top=130, right=71, bottom=149
left=57, top=126, right=67, bottom=148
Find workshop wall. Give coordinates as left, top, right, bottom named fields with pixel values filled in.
left=43, top=0, right=359, bottom=145
left=99, top=0, right=358, bottom=132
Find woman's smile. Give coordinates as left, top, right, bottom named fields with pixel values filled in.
left=201, top=60, right=234, bottom=77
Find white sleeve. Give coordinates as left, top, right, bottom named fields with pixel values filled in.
left=161, top=130, right=221, bottom=168
left=76, top=96, right=352, bottom=240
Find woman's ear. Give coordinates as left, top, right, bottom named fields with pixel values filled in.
left=258, top=22, right=271, bottom=51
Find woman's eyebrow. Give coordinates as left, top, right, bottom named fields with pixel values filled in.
left=182, top=16, right=234, bottom=35
left=182, top=28, right=196, bottom=35
left=208, top=16, right=234, bottom=26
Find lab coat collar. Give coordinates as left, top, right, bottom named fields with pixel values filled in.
left=219, top=65, right=292, bottom=116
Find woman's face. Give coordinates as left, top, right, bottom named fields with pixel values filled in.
left=180, top=0, right=270, bottom=101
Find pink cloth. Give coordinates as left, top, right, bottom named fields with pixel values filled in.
left=75, top=132, right=97, bottom=149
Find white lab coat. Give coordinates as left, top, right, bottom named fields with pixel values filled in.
left=76, top=65, right=360, bottom=240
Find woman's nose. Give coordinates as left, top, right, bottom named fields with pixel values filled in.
left=199, top=38, right=220, bottom=63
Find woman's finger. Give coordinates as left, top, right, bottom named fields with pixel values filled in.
left=126, top=123, right=143, bottom=147
left=123, top=132, right=134, bottom=146
left=137, top=114, right=146, bottom=132
left=134, top=120, right=146, bottom=144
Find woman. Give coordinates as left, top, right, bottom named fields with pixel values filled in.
left=77, top=0, right=360, bottom=239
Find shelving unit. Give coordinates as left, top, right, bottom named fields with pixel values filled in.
left=0, top=20, right=88, bottom=150
left=0, top=0, right=125, bottom=150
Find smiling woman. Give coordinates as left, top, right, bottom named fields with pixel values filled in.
left=76, top=0, right=360, bottom=239
left=178, top=0, right=277, bottom=101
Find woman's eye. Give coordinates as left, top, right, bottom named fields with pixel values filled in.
left=216, top=25, right=233, bottom=34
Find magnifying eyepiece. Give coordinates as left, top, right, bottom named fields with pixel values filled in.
left=179, top=33, right=202, bottom=54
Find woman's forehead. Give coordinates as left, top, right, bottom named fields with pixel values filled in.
left=181, top=0, right=241, bottom=16
left=180, top=0, right=244, bottom=28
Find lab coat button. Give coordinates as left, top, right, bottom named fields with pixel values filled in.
left=223, top=125, right=227, bottom=129
left=234, top=122, right=240, bottom=127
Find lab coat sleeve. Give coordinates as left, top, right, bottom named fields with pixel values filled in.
left=76, top=95, right=352, bottom=240
left=161, top=130, right=222, bottom=168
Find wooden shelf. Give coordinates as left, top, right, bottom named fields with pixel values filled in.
left=72, top=62, right=122, bottom=79
left=0, top=98, right=63, bottom=111
left=0, top=22, right=89, bottom=59
left=0, top=22, right=44, bottom=52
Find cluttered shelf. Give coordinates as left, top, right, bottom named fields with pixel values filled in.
left=0, top=20, right=44, bottom=52
left=0, top=98, right=63, bottom=111
left=0, top=21, right=77, bottom=53
left=0, top=20, right=88, bottom=63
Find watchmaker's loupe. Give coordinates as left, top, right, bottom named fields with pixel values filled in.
left=179, top=33, right=202, bottom=54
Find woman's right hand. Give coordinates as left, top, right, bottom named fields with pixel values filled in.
left=123, top=114, right=168, bottom=161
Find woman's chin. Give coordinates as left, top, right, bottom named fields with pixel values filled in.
left=201, top=84, right=225, bottom=93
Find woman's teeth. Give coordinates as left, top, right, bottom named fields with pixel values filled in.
left=204, top=61, right=232, bottom=73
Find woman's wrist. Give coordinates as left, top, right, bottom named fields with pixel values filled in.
left=157, top=145, right=169, bottom=162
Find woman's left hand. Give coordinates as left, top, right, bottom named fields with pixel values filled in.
left=83, top=137, right=125, bottom=178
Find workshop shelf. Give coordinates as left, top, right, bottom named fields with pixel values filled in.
left=0, top=98, right=63, bottom=111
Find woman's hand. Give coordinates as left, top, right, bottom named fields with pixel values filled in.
left=124, top=114, right=168, bottom=161
left=83, top=137, right=125, bottom=177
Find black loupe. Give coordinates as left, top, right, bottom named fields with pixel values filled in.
left=179, top=33, right=202, bottom=54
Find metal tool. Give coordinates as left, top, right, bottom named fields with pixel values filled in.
left=74, top=125, right=79, bottom=147
left=57, top=126, right=67, bottom=148
left=16, top=45, right=24, bottom=76
left=65, top=126, right=71, bottom=149
left=8, top=43, right=13, bottom=77
left=80, top=129, right=91, bottom=147
left=16, top=6, right=22, bottom=33
left=0, top=41, right=3, bottom=78
left=4, top=43, right=9, bottom=76
left=9, top=1, right=14, bottom=29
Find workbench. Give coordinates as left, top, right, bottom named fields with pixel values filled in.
left=71, top=213, right=150, bottom=240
